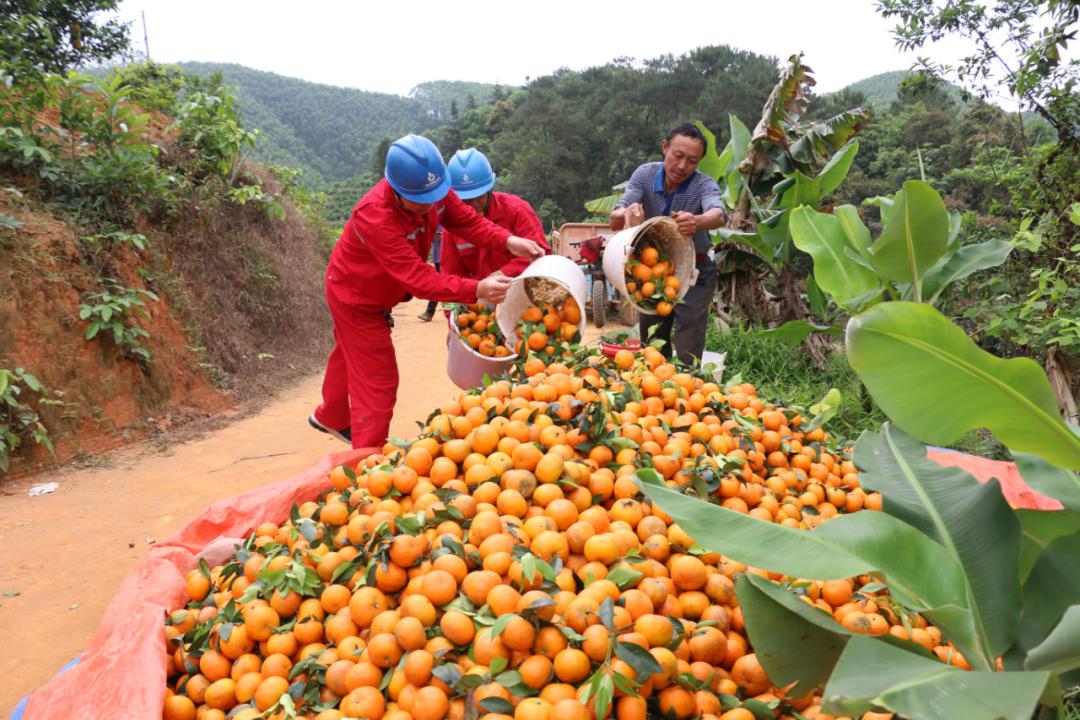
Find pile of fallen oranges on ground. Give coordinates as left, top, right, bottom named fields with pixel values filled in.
left=164, top=345, right=968, bottom=720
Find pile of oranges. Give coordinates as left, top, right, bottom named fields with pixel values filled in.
left=452, top=305, right=513, bottom=359
left=513, top=296, right=582, bottom=359
left=163, top=346, right=967, bottom=720
left=625, top=243, right=678, bottom=316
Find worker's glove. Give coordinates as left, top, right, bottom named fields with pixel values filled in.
left=579, top=235, right=606, bottom=264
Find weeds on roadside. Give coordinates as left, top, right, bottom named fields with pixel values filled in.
left=0, top=367, right=53, bottom=472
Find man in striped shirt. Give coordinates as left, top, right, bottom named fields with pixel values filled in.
left=610, top=122, right=726, bottom=366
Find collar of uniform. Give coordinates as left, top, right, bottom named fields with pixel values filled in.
left=653, top=166, right=694, bottom=195
left=483, top=191, right=500, bottom=218
left=381, top=178, right=436, bottom=227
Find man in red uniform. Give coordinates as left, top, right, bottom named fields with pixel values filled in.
left=309, top=134, right=544, bottom=449
left=441, top=148, right=549, bottom=280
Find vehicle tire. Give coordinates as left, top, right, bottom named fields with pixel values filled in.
left=591, top=279, right=607, bottom=328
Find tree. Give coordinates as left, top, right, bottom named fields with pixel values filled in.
left=0, top=0, right=130, bottom=78
left=876, top=0, right=1079, bottom=146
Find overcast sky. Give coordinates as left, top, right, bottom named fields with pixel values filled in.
left=113, top=0, right=1016, bottom=103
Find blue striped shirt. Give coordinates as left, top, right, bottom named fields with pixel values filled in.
left=614, top=162, right=723, bottom=253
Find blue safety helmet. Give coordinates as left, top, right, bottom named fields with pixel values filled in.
left=448, top=148, right=496, bottom=200
left=384, top=134, right=451, bottom=203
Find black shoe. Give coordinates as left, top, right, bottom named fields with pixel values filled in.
left=418, top=310, right=434, bottom=322
left=308, top=413, right=351, bottom=444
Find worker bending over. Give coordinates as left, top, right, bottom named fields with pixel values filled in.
left=310, top=134, right=544, bottom=448
left=441, top=148, right=549, bottom=281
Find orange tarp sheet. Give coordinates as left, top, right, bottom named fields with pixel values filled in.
left=926, top=448, right=1062, bottom=511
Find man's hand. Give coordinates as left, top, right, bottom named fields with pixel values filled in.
left=477, top=275, right=512, bottom=304
left=609, top=203, right=644, bottom=231
left=506, top=235, right=544, bottom=260
left=671, top=210, right=697, bottom=236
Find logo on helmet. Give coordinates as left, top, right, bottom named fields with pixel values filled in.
left=462, top=173, right=471, bottom=183
left=426, top=171, right=438, bottom=186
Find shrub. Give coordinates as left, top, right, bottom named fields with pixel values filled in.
left=79, top=279, right=159, bottom=366
left=0, top=368, right=53, bottom=472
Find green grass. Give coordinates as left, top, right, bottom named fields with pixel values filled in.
left=1065, top=686, right=1080, bottom=720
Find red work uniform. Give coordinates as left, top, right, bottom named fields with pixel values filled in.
left=440, top=192, right=549, bottom=279
left=315, top=179, right=511, bottom=448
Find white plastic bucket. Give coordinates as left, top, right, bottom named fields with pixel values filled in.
left=446, top=310, right=516, bottom=390
left=601, top=216, right=698, bottom=315
left=495, top=256, right=588, bottom=348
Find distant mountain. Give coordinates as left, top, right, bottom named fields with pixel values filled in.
left=837, top=70, right=965, bottom=107
left=176, top=63, right=502, bottom=185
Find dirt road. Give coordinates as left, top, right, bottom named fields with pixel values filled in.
left=0, top=298, right=628, bottom=716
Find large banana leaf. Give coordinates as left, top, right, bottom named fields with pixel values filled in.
left=835, top=205, right=873, bottom=261
left=584, top=193, right=620, bottom=214
left=719, top=115, right=751, bottom=208
left=789, top=110, right=872, bottom=169
left=748, top=53, right=813, bottom=149
left=1016, top=509, right=1080, bottom=583
left=584, top=181, right=628, bottom=215
left=854, top=425, right=1020, bottom=666
left=869, top=180, right=949, bottom=300
left=712, top=228, right=779, bottom=271
left=755, top=319, right=843, bottom=346
left=845, top=302, right=1080, bottom=470
left=1011, top=531, right=1080, bottom=676
left=735, top=572, right=934, bottom=696
left=695, top=120, right=725, bottom=182
left=1026, top=605, right=1080, bottom=677
left=815, top=141, right=859, bottom=196
left=1013, top=453, right=1080, bottom=512
left=777, top=170, right=822, bottom=210
left=790, top=207, right=882, bottom=311
left=922, top=238, right=1014, bottom=304
left=735, top=573, right=851, bottom=694
left=726, top=114, right=751, bottom=170
left=823, top=636, right=1051, bottom=720
left=636, top=469, right=975, bottom=630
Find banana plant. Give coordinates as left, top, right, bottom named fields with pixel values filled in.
left=690, top=55, right=872, bottom=348
left=705, top=54, right=869, bottom=266
left=789, top=179, right=1013, bottom=310
left=708, top=119, right=866, bottom=273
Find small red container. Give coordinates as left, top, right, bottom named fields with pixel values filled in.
left=600, top=338, right=642, bottom=358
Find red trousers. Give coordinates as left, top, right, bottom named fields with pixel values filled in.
left=315, top=296, right=398, bottom=449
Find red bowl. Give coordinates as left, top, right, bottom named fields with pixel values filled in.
left=600, top=338, right=642, bottom=358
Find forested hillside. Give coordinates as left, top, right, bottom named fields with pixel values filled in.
left=838, top=69, right=959, bottom=106
left=176, top=62, right=499, bottom=185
